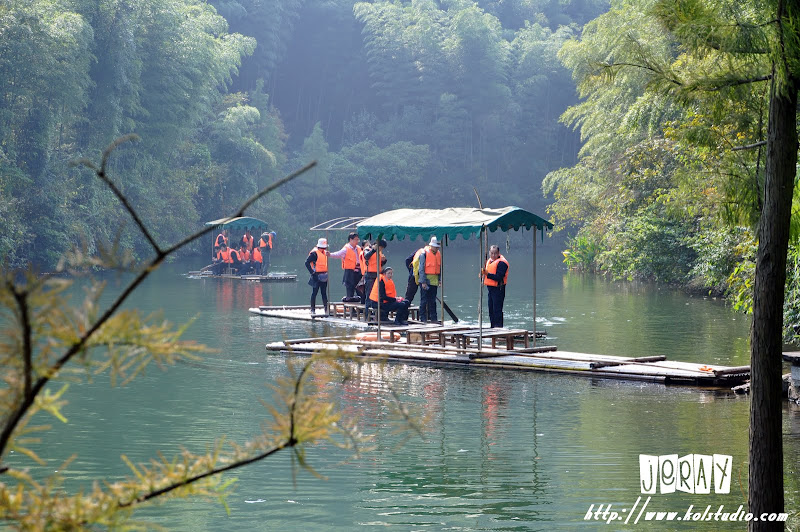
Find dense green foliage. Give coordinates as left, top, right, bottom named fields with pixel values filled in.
left=1, top=0, right=607, bottom=266
left=544, top=0, right=800, bottom=342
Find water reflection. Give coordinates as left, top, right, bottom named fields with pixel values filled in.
left=31, top=250, right=800, bottom=531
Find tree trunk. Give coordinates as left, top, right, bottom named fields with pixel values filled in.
left=748, top=68, right=797, bottom=530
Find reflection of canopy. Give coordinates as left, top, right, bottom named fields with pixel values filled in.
left=356, top=206, right=553, bottom=241
left=205, top=217, right=268, bottom=231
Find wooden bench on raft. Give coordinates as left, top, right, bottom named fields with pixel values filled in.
left=442, top=328, right=532, bottom=351
left=406, top=325, right=472, bottom=346
left=329, top=302, right=420, bottom=323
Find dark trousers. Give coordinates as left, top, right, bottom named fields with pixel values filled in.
left=404, top=277, right=418, bottom=303
left=212, top=261, right=226, bottom=275
left=488, top=285, right=505, bottom=328
left=310, top=281, right=328, bottom=310
left=343, top=269, right=362, bottom=300
left=363, top=273, right=377, bottom=304
left=368, top=299, right=410, bottom=323
left=260, top=250, right=271, bottom=275
left=419, top=285, right=438, bottom=322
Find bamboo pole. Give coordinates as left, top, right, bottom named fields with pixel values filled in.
left=479, top=225, right=484, bottom=351
left=440, top=234, right=445, bottom=324
left=533, top=226, right=537, bottom=348
left=376, top=234, right=382, bottom=338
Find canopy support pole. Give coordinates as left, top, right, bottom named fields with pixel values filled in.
left=376, top=235, right=382, bottom=338
left=440, top=235, right=445, bottom=324
left=479, top=225, right=484, bottom=351
left=326, top=229, right=330, bottom=316
left=532, top=226, right=537, bottom=348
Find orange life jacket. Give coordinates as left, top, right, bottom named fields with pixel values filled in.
left=242, top=234, right=254, bottom=251
left=424, top=247, right=441, bottom=275
left=229, top=249, right=240, bottom=262
left=241, top=249, right=251, bottom=262
left=310, top=247, right=328, bottom=273
left=342, top=244, right=361, bottom=270
left=253, top=247, right=263, bottom=263
left=366, top=249, right=381, bottom=274
left=219, top=249, right=232, bottom=263
left=215, top=233, right=228, bottom=247
left=260, top=234, right=273, bottom=249
left=369, top=274, right=397, bottom=303
left=484, top=255, right=509, bottom=287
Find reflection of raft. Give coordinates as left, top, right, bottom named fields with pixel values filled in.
left=187, top=271, right=296, bottom=282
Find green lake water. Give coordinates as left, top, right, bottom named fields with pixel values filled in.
left=23, top=241, right=800, bottom=530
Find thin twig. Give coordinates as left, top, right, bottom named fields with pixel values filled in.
left=117, top=441, right=291, bottom=508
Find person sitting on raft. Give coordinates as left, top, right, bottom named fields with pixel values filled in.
left=212, top=243, right=231, bottom=275
left=367, top=266, right=410, bottom=325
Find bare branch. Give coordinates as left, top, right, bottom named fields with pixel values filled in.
left=706, top=75, right=772, bottom=91
left=599, top=61, right=683, bottom=86
left=601, top=62, right=771, bottom=91
left=0, top=143, right=315, bottom=462
left=116, top=354, right=319, bottom=510
left=732, top=140, right=768, bottom=151
left=7, top=283, right=32, bottom=400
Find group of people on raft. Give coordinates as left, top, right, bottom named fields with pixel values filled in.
left=210, top=228, right=275, bottom=276
left=305, top=232, right=509, bottom=327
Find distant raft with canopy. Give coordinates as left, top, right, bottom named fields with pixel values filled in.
left=356, top=206, right=553, bottom=347
left=186, top=216, right=296, bottom=282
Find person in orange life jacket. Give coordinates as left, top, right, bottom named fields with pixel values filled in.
left=228, top=245, right=243, bottom=274
left=241, top=229, right=254, bottom=252
left=361, top=239, right=387, bottom=304
left=212, top=243, right=230, bottom=275
left=214, top=229, right=228, bottom=249
left=483, top=245, right=509, bottom=328
left=368, top=267, right=410, bottom=325
left=328, top=232, right=363, bottom=302
left=238, top=243, right=253, bottom=274
left=418, top=236, right=442, bottom=323
left=252, top=245, right=263, bottom=273
left=259, top=231, right=275, bottom=275
left=305, top=237, right=330, bottom=314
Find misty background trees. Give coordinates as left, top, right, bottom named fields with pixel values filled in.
left=0, top=0, right=603, bottom=266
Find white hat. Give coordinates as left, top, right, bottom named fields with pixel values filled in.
left=428, top=236, right=440, bottom=248
left=317, top=237, right=328, bottom=248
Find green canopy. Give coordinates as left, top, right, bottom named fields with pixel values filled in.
left=204, top=217, right=268, bottom=231
left=356, top=207, right=553, bottom=241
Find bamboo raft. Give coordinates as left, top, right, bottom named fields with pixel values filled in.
left=187, top=271, right=297, bottom=282
left=262, top=324, right=750, bottom=388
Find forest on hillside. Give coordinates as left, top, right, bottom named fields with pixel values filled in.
left=0, top=0, right=607, bottom=267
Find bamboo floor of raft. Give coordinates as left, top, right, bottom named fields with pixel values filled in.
left=188, top=272, right=297, bottom=282
left=262, top=331, right=750, bottom=388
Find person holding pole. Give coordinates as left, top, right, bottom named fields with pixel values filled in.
left=417, top=236, right=441, bottom=323
left=482, top=245, right=509, bottom=328
left=305, top=238, right=329, bottom=315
